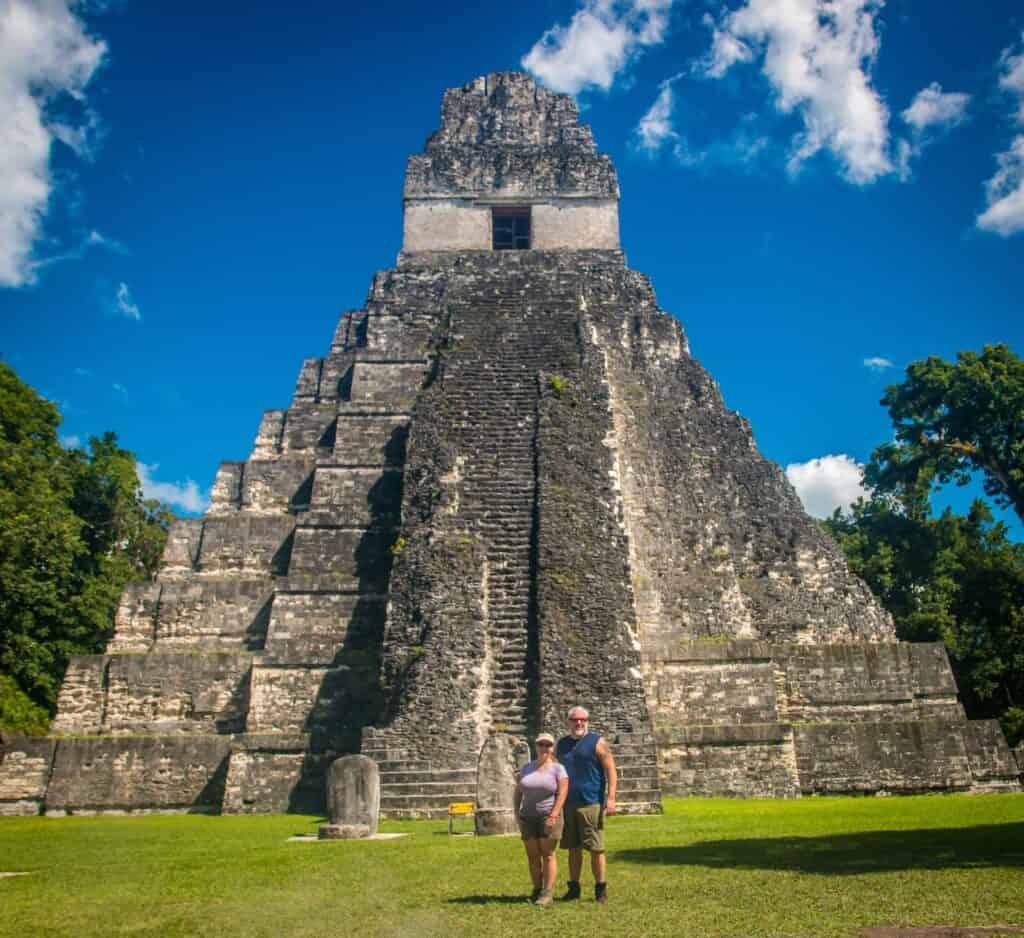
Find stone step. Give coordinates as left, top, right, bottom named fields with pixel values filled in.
left=378, top=769, right=476, bottom=784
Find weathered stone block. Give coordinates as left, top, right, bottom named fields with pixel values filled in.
left=154, top=578, right=274, bottom=648
left=208, top=462, right=244, bottom=512
left=51, top=656, right=107, bottom=734
left=306, top=467, right=402, bottom=528
left=197, top=514, right=295, bottom=574
left=320, top=754, right=380, bottom=838
left=223, top=736, right=325, bottom=814
left=159, top=519, right=205, bottom=573
left=44, top=737, right=231, bottom=814
left=109, top=581, right=161, bottom=651
left=657, top=726, right=800, bottom=799
left=963, top=719, right=1021, bottom=789
left=475, top=734, right=528, bottom=835
left=287, top=527, right=393, bottom=592
left=241, top=455, right=315, bottom=512
left=280, top=405, right=338, bottom=452
left=648, top=660, right=779, bottom=727
left=264, top=592, right=384, bottom=665
left=794, top=721, right=974, bottom=794
left=348, top=362, right=426, bottom=410
left=333, top=415, right=409, bottom=466
left=101, top=653, right=251, bottom=734
left=0, top=737, right=56, bottom=815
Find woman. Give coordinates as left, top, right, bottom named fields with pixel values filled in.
left=514, top=732, right=569, bottom=906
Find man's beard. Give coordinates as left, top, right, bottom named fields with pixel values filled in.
left=570, top=725, right=587, bottom=738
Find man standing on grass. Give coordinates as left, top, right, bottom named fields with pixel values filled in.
left=556, top=704, right=618, bottom=904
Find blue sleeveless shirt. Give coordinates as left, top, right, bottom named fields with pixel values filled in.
left=556, top=732, right=605, bottom=806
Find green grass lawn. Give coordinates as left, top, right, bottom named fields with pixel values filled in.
left=1, top=795, right=1022, bottom=938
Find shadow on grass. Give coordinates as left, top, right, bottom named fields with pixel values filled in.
left=614, top=823, right=1024, bottom=875
left=447, top=895, right=534, bottom=905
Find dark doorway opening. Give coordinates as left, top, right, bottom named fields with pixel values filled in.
left=492, top=207, right=531, bottom=250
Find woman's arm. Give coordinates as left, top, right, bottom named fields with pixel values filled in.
left=545, top=775, right=569, bottom=830
left=514, top=779, right=523, bottom=817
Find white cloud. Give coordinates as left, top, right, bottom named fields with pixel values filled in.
left=73, top=366, right=92, bottom=377
left=114, top=281, right=141, bottom=320
left=978, top=36, right=1024, bottom=237
left=902, top=82, right=970, bottom=134
left=977, top=135, right=1024, bottom=236
left=59, top=433, right=80, bottom=448
left=112, top=381, right=127, bottom=394
left=522, top=0, right=674, bottom=96
left=635, top=80, right=678, bottom=153
left=0, top=0, right=107, bottom=288
left=672, top=113, right=771, bottom=170
left=698, top=0, right=892, bottom=184
left=137, top=462, right=208, bottom=515
left=31, top=227, right=128, bottom=272
left=700, top=12, right=753, bottom=78
left=86, top=229, right=127, bottom=253
left=786, top=454, right=869, bottom=519
left=863, top=356, right=894, bottom=370
left=896, top=82, right=970, bottom=179
left=998, top=36, right=1024, bottom=123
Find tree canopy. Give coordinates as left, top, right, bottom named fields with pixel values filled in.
left=864, top=344, right=1024, bottom=523
left=826, top=343, right=1024, bottom=747
left=0, top=362, right=173, bottom=733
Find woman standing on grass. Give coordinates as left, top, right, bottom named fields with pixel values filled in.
left=514, top=732, right=569, bottom=907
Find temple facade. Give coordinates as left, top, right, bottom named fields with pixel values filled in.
left=1, top=73, right=1018, bottom=818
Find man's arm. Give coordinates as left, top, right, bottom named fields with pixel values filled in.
left=596, top=738, right=618, bottom=815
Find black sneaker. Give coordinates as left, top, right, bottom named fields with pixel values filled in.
left=595, top=882, right=608, bottom=904
left=530, top=887, right=541, bottom=904
left=561, top=881, right=581, bottom=901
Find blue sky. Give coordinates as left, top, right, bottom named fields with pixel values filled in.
left=1, top=0, right=1022, bottom=537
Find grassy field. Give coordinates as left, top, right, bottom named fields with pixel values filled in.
left=1, top=795, right=1022, bottom=938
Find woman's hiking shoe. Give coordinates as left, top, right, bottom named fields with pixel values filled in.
left=561, top=881, right=581, bottom=901
left=595, top=882, right=608, bottom=904
left=535, top=890, right=554, bottom=908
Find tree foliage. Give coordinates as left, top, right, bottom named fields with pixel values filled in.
left=865, top=344, right=1024, bottom=523
left=825, top=498, right=1024, bottom=745
left=826, top=344, right=1024, bottom=746
left=0, top=363, right=173, bottom=732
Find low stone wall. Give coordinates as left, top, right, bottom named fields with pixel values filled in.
left=222, top=733, right=325, bottom=814
left=656, top=724, right=799, bottom=798
left=43, top=736, right=232, bottom=814
left=793, top=721, right=974, bottom=794
left=0, top=737, right=57, bottom=816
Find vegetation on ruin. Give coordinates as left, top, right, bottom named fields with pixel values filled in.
left=0, top=363, right=173, bottom=735
left=825, top=345, right=1024, bottom=747
left=1, top=795, right=1022, bottom=938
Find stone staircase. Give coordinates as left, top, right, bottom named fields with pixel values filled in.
left=610, top=731, right=663, bottom=815
left=444, top=295, right=542, bottom=736
left=359, top=734, right=477, bottom=819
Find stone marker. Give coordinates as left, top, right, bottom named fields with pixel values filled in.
left=318, top=754, right=379, bottom=839
left=475, top=733, right=529, bottom=835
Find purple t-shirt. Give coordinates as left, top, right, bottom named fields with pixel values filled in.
left=517, top=760, right=567, bottom=818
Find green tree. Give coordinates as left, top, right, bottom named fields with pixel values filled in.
left=0, top=363, right=172, bottom=732
left=865, top=344, right=1024, bottom=523
left=826, top=497, right=1024, bottom=746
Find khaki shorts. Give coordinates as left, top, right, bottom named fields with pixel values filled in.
left=519, top=814, right=564, bottom=841
left=560, top=803, right=605, bottom=852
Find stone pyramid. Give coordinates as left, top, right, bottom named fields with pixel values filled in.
left=1, top=72, right=1018, bottom=818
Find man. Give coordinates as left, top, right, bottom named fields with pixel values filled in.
left=555, top=705, right=617, bottom=904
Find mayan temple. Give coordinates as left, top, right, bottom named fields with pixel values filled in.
left=1, top=72, right=1019, bottom=817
